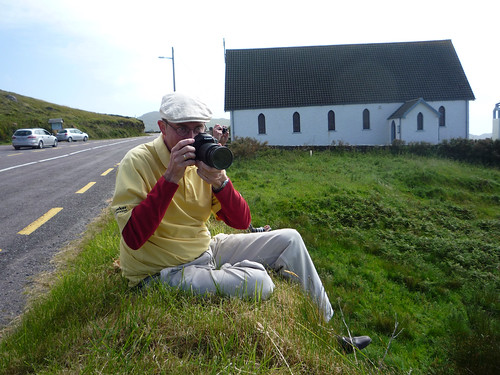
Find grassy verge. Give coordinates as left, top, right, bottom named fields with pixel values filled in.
left=0, top=210, right=373, bottom=374
left=1, top=149, right=499, bottom=374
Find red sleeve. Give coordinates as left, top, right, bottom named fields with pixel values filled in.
left=213, top=179, right=251, bottom=230
left=122, top=176, right=178, bottom=250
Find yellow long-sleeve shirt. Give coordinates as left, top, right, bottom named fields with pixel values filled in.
left=111, top=135, right=221, bottom=287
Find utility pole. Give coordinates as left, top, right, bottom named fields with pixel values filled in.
left=158, top=47, right=176, bottom=91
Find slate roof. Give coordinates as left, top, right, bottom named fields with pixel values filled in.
left=224, top=40, right=475, bottom=111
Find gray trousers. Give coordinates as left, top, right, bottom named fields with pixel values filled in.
left=153, top=228, right=334, bottom=321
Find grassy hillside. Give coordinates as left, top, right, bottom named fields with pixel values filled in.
left=0, top=89, right=144, bottom=143
left=0, top=147, right=498, bottom=374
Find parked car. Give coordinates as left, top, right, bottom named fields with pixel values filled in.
left=56, top=128, right=89, bottom=142
left=12, top=128, right=58, bottom=149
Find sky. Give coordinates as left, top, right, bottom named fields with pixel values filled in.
left=1, top=0, right=498, bottom=136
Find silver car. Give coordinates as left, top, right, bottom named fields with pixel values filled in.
left=56, top=128, right=89, bottom=142
left=12, top=128, right=58, bottom=149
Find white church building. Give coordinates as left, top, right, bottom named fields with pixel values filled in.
left=224, top=40, right=475, bottom=146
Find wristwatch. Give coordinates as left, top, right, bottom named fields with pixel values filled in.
left=212, top=178, right=229, bottom=193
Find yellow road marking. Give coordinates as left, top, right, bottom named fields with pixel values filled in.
left=18, top=207, right=63, bottom=235
left=7, top=153, right=23, bottom=157
left=101, top=168, right=114, bottom=176
left=76, top=182, right=96, bottom=194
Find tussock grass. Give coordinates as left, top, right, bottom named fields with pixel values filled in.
left=1, top=148, right=499, bottom=374
left=0, top=209, right=375, bottom=374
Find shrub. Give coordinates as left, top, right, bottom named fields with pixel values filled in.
left=229, top=136, right=268, bottom=159
left=390, top=139, right=406, bottom=155
left=387, top=138, right=500, bottom=167
left=438, top=138, right=500, bottom=167
left=407, top=141, right=437, bottom=157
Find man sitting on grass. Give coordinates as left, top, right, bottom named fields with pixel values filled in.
left=111, top=92, right=371, bottom=353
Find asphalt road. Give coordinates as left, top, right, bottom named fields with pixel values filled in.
left=0, top=135, right=155, bottom=329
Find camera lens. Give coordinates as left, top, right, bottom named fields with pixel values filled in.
left=193, top=133, right=234, bottom=170
left=208, top=146, right=233, bottom=169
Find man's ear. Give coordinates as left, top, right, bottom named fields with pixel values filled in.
left=158, top=120, right=166, bottom=135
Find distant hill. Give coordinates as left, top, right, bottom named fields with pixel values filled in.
left=0, top=89, right=144, bottom=142
left=469, top=133, right=493, bottom=140
left=139, top=111, right=230, bottom=133
left=139, top=112, right=162, bottom=132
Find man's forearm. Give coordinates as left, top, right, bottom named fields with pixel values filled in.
left=122, top=177, right=178, bottom=250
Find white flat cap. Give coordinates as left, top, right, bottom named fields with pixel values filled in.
left=159, top=92, right=212, bottom=123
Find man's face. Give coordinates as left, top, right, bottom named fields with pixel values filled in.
left=158, top=120, right=205, bottom=150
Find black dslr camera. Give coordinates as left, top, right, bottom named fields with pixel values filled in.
left=192, top=133, right=233, bottom=170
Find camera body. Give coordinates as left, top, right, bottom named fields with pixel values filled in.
left=192, top=133, right=233, bottom=170
left=222, top=126, right=228, bottom=134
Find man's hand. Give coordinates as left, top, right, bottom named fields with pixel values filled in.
left=163, top=138, right=196, bottom=183
left=196, top=160, right=228, bottom=189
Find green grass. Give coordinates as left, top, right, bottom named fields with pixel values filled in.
left=1, top=149, right=499, bottom=374
left=0, top=89, right=144, bottom=143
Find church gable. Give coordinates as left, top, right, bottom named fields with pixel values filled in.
left=389, top=98, right=440, bottom=120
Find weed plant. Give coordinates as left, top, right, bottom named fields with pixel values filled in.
left=0, top=148, right=499, bottom=374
